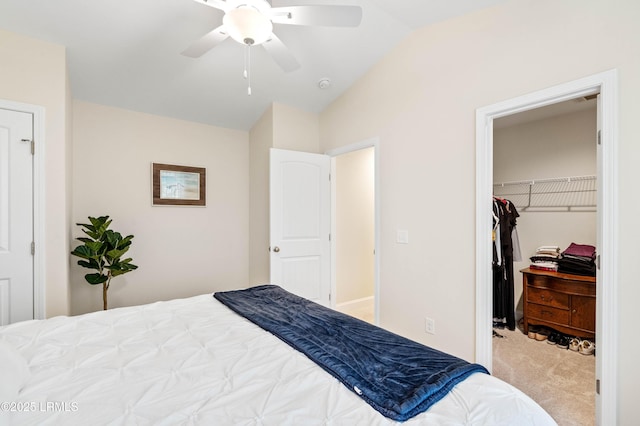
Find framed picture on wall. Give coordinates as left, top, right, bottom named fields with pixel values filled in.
left=152, top=163, right=206, bottom=206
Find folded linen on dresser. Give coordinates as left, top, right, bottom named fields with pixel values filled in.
left=214, top=285, right=488, bottom=422
left=562, top=242, right=596, bottom=259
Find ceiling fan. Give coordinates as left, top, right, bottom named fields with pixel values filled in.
left=182, top=0, right=363, bottom=75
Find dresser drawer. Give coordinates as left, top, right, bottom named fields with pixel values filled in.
left=527, top=287, right=569, bottom=309
left=529, top=275, right=552, bottom=288
left=528, top=303, right=570, bottom=324
left=522, top=268, right=596, bottom=338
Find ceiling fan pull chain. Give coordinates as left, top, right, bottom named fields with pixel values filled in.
left=243, top=43, right=248, bottom=79
left=247, top=43, right=252, bottom=96
left=244, top=42, right=252, bottom=96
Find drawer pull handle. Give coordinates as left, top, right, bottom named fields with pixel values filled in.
left=572, top=309, right=577, bottom=314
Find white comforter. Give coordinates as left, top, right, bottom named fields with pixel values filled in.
left=0, top=295, right=556, bottom=425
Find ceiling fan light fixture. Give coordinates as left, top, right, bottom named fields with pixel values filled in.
left=223, top=6, right=273, bottom=46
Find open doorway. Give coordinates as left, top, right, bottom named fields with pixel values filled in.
left=475, top=70, right=619, bottom=426
left=490, top=98, right=597, bottom=425
left=327, top=140, right=379, bottom=325
left=332, top=147, right=375, bottom=322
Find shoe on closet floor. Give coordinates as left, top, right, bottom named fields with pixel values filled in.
left=557, top=335, right=571, bottom=349
left=569, top=337, right=582, bottom=352
left=527, top=326, right=539, bottom=339
left=579, top=340, right=595, bottom=356
left=547, top=331, right=561, bottom=345
left=535, top=328, right=550, bottom=341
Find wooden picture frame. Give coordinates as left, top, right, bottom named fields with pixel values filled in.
left=152, top=163, right=206, bottom=206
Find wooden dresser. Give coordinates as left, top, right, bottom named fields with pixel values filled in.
left=521, top=268, right=596, bottom=338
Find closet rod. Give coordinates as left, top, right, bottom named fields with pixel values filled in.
left=493, top=174, right=597, bottom=211
left=494, top=174, right=596, bottom=187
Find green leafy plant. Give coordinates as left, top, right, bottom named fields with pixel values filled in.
left=71, top=216, right=138, bottom=310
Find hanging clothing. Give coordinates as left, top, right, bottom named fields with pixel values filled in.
left=492, top=198, right=520, bottom=330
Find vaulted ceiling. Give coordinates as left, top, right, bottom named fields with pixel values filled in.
left=0, top=0, right=510, bottom=130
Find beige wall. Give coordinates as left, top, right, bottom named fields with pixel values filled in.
left=335, top=147, right=375, bottom=304
left=0, top=30, right=71, bottom=317
left=71, top=101, right=249, bottom=314
left=272, top=103, right=320, bottom=152
left=248, top=102, right=320, bottom=285
left=319, top=1, right=639, bottom=423
left=494, top=107, right=597, bottom=315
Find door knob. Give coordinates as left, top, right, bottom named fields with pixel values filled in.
left=273, top=246, right=280, bottom=253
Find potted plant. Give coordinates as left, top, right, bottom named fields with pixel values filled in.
left=71, top=215, right=138, bottom=310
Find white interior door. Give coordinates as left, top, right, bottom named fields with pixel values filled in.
left=0, top=108, right=34, bottom=325
left=270, top=148, right=331, bottom=306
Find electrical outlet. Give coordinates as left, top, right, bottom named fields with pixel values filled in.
left=425, top=317, right=435, bottom=335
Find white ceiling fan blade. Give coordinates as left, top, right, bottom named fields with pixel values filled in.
left=269, top=5, right=362, bottom=27
left=262, top=34, right=300, bottom=72
left=181, top=25, right=229, bottom=58
left=191, top=0, right=228, bottom=12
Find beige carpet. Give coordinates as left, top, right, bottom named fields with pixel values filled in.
left=492, top=327, right=595, bottom=426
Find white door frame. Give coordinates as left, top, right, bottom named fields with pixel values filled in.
left=326, top=138, right=380, bottom=324
left=0, top=99, right=46, bottom=320
left=475, top=69, right=618, bottom=425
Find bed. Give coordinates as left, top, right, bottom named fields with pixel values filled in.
left=0, top=285, right=556, bottom=425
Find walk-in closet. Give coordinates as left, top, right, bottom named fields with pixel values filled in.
left=491, top=97, right=597, bottom=426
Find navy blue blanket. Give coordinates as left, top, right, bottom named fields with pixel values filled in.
left=214, top=285, right=488, bottom=422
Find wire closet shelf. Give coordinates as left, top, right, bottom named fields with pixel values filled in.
left=493, top=175, right=597, bottom=212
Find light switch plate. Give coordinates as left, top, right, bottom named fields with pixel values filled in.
left=397, top=230, right=409, bottom=244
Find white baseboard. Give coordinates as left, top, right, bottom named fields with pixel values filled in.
left=336, top=296, right=374, bottom=310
